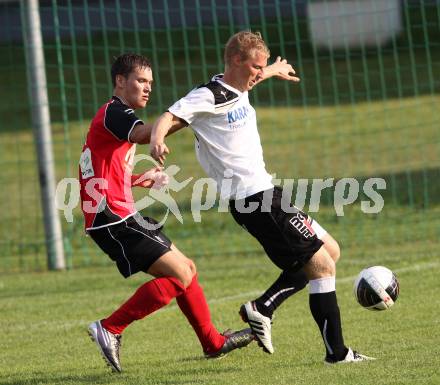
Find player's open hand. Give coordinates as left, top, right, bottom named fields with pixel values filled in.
left=265, top=56, right=300, bottom=82
left=132, top=167, right=169, bottom=189
left=148, top=167, right=169, bottom=189
left=150, top=142, right=170, bottom=165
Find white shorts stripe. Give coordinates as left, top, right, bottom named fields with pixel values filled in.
left=124, top=223, right=168, bottom=247
left=107, top=226, right=132, bottom=276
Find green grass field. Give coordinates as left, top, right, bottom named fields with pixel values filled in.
left=1, top=250, right=439, bottom=385
left=1, top=96, right=439, bottom=384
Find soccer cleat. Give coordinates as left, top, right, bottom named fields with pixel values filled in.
left=239, top=301, right=274, bottom=354
left=88, top=320, right=122, bottom=372
left=325, top=347, right=376, bottom=364
left=205, top=328, right=254, bottom=359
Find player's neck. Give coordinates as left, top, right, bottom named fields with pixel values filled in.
left=113, top=92, right=130, bottom=107
left=222, top=70, right=246, bottom=92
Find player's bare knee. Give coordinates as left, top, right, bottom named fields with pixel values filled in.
left=178, top=265, right=194, bottom=288
left=329, top=241, right=340, bottom=263
left=304, top=249, right=335, bottom=279
left=319, top=254, right=335, bottom=276
left=321, top=234, right=340, bottom=263
left=187, top=259, right=197, bottom=277
left=325, top=258, right=336, bottom=276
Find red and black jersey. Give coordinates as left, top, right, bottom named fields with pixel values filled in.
left=79, top=96, right=143, bottom=230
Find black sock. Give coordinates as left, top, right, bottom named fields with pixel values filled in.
left=254, top=269, right=308, bottom=318
left=309, top=291, right=347, bottom=361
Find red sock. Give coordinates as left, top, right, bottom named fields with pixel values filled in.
left=176, top=275, right=225, bottom=354
left=102, top=277, right=185, bottom=334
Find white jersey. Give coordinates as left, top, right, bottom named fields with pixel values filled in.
left=168, top=74, right=273, bottom=200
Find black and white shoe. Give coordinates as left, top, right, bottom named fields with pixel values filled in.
left=239, top=301, right=274, bottom=354
left=205, top=328, right=255, bottom=359
left=88, top=320, right=122, bottom=372
left=325, top=347, right=376, bottom=364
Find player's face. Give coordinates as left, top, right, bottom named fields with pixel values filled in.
left=118, top=66, right=153, bottom=109
left=238, top=50, right=268, bottom=91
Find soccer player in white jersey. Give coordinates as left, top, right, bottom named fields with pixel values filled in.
left=150, top=31, right=374, bottom=363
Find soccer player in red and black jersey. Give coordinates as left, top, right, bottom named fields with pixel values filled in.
left=80, top=54, right=253, bottom=373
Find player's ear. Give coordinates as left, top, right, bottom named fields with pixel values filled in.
left=231, top=54, right=243, bottom=66
left=115, top=74, right=126, bottom=88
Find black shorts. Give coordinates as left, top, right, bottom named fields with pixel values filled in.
left=230, top=186, right=324, bottom=272
left=88, top=213, right=172, bottom=278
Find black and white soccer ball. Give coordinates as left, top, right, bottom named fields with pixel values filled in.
left=353, top=266, right=400, bottom=310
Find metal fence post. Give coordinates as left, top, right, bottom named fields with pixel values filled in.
left=21, top=0, right=65, bottom=270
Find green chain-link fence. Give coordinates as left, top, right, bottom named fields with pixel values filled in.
left=0, top=0, right=439, bottom=272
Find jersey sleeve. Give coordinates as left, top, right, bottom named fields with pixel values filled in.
left=168, top=87, right=215, bottom=124
left=104, top=102, right=144, bottom=141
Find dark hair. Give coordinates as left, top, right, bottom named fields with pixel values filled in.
left=111, top=53, right=152, bottom=87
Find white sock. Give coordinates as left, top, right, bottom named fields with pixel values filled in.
left=309, top=276, right=336, bottom=294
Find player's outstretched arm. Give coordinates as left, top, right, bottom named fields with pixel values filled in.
left=127, top=113, right=187, bottom=145
left=129, top=122, right=154, bottom=144
left=256, top=56, right=300, bottom=86
left=150, top=111, right=187, bottom=165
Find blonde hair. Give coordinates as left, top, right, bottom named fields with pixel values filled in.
left=224, top=31, right=270, bottom=67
